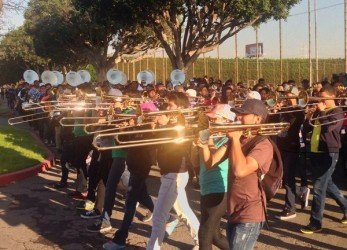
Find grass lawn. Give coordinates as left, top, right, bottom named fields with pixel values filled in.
left=0, top=125, right=47, bottom=174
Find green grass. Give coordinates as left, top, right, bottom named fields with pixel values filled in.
left=0, top=125, right=47, bottom=174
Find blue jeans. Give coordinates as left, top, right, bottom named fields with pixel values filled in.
left=227, top=222, right=264, bottom=250
left=310, top=153, right=347, bottom=226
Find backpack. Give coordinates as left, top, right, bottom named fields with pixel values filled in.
left=241, top=135, right=283, bottom=202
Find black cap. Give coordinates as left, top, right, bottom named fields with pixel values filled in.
left=231, top=99, right=268, bottom=121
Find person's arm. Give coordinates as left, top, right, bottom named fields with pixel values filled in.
left=318, top=108, right=344, bottom=132
left=198, top=142, right=228, bottom=169
left=227, top=131, right=259, bottom=178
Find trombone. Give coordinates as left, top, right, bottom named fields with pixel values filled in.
left=209, top=122, right=290, bottom=137
left=93, top=125, right=196, bottom=150
left=309, top=111, right=347, bottom=127
left=84, top=117, right=141, bottom=134
left=59, top=116, right=108, bottom=127
left=8, top=111, right=51, bottom=125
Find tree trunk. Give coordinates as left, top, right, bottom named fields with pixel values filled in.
left=95, top=65, right=108, bottom=82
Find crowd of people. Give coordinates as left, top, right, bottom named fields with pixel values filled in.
left=2, top=74, right=347, bottom=250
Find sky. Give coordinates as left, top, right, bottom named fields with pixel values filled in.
left=1, top=0, right=345, bottom=59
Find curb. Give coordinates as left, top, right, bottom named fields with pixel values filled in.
left=0, top=130, right=55, bottom=187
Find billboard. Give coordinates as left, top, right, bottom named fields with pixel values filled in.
left=245, top=43, right=264, bottom=58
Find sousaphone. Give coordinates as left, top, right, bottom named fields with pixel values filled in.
left=23, top=70, right=39, bottom=84
left=52, top=71, right=64, bottom=86
left=66, top=71, right=83, bottom=87
left=41, top=70, right=58, bottom=85
left=77, top=70, right=91, bottom=83
left=137, top=70, right=155, bottom=86
left=170, top=69, right=185, bottom=87
left=106, top=69, right=127, bottom=85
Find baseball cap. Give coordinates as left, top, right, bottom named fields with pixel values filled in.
left=207, top=104, right=236, bottom=122
left=186, top=89, right=197, bottom=98
left=246, top=91, right=261, bottom=100
left=231, top=99, right=268, bottom=121
left=286, top=86, right=299, bottom=96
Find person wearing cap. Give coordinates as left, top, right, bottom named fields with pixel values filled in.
left=246, top=91, right=261, bottom=101
left=274, top=86, right=309, bottom=221
left=300, top=85, right=347, bottom=234
left=226, top=99, right=273, bottom=249
left=195, top=104, right=236, bottom=250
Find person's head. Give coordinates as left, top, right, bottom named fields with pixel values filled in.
left=301, top=79, right=310, bottom=90
left=198, top=85, right=209, bottom=97
left=231, top=99, right=268, bottom=125
left=253, top=83, right=263, bottom=92
left=258, top=78, right=265, bottom=85
left=166, top=92, right=189, bottom=110
left=315, top=83, right=323, bottom=91
left=39, top=85, right=46, bottom=94
left=285, top=86, right=299, bottom=106
left=174, top=84, right=185, bottom=93
left=288, top=79, right=296, bottom=86
left=319, top=84, right=336, bottom=108
left=259, top=87, right=270, bottom=101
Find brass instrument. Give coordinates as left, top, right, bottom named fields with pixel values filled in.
left=266, top=90, right=309, bottom=108
left=309, top=111, right=347, bottom=127
left=59, top=116, right=107, bottom=127
left=8, top=111, right=51, bottom=125
left=93, top=125, right=196, bottom=150
left=209, top=122, right=290, bottom=137
left=84, top=117, right=140, bottom=134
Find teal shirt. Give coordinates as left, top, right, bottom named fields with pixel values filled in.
left=199, top=137, right=229, bottom=196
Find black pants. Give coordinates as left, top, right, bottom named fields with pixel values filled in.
left=283, top=151, right=305, bottom=212
left=60, top=140, right=74, bottom=184
left=70, top=135, right=93, bottom=178
left=199, top=192, right=229, bottom=250
left=87, top=150, right=112, bottom=202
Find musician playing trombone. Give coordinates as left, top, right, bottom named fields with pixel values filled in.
left=227, top=99, right=273, bottom=250
left=300, top=85, right=347, bottom=234
left=275, top=86, right=310, bottom=221
left=198, top=99, right=274, bottom=250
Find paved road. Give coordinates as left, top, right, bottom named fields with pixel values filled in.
left=0, top=161, right=347, bottom=249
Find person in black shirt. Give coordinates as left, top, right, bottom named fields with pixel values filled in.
left=301, top=85, right=347, bottom=234
left=147, top=92, right=200, bottom=249
left=275, top=87, right=309, bottom=220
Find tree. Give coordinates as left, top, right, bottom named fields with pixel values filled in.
left=100, top=0, right=300, bottom=71
left=25, top=0, right=159, bottom=81
left=0, top=27, right=48, bottom=83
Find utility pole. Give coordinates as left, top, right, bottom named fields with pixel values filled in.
left=279, top=19, right=283, bottom=84
left=217, top=45, right=221, bottom=80
left=314, top=0, right=319, bottom=82
left=345, top=0, right=347, bottom=73
left=308, top=0, right=312, bottom=86
left=235, top=32, right=239, bottom=83
left=256, top=28, right=259, bottom=80
left=162, top=49, right=165, bottom=83
left=154, top=50, right=157, bottom=84
left=203, top=53, right=207, bottom=76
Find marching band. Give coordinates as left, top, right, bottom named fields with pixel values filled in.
left=2, top=68, right=347, bottom=250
